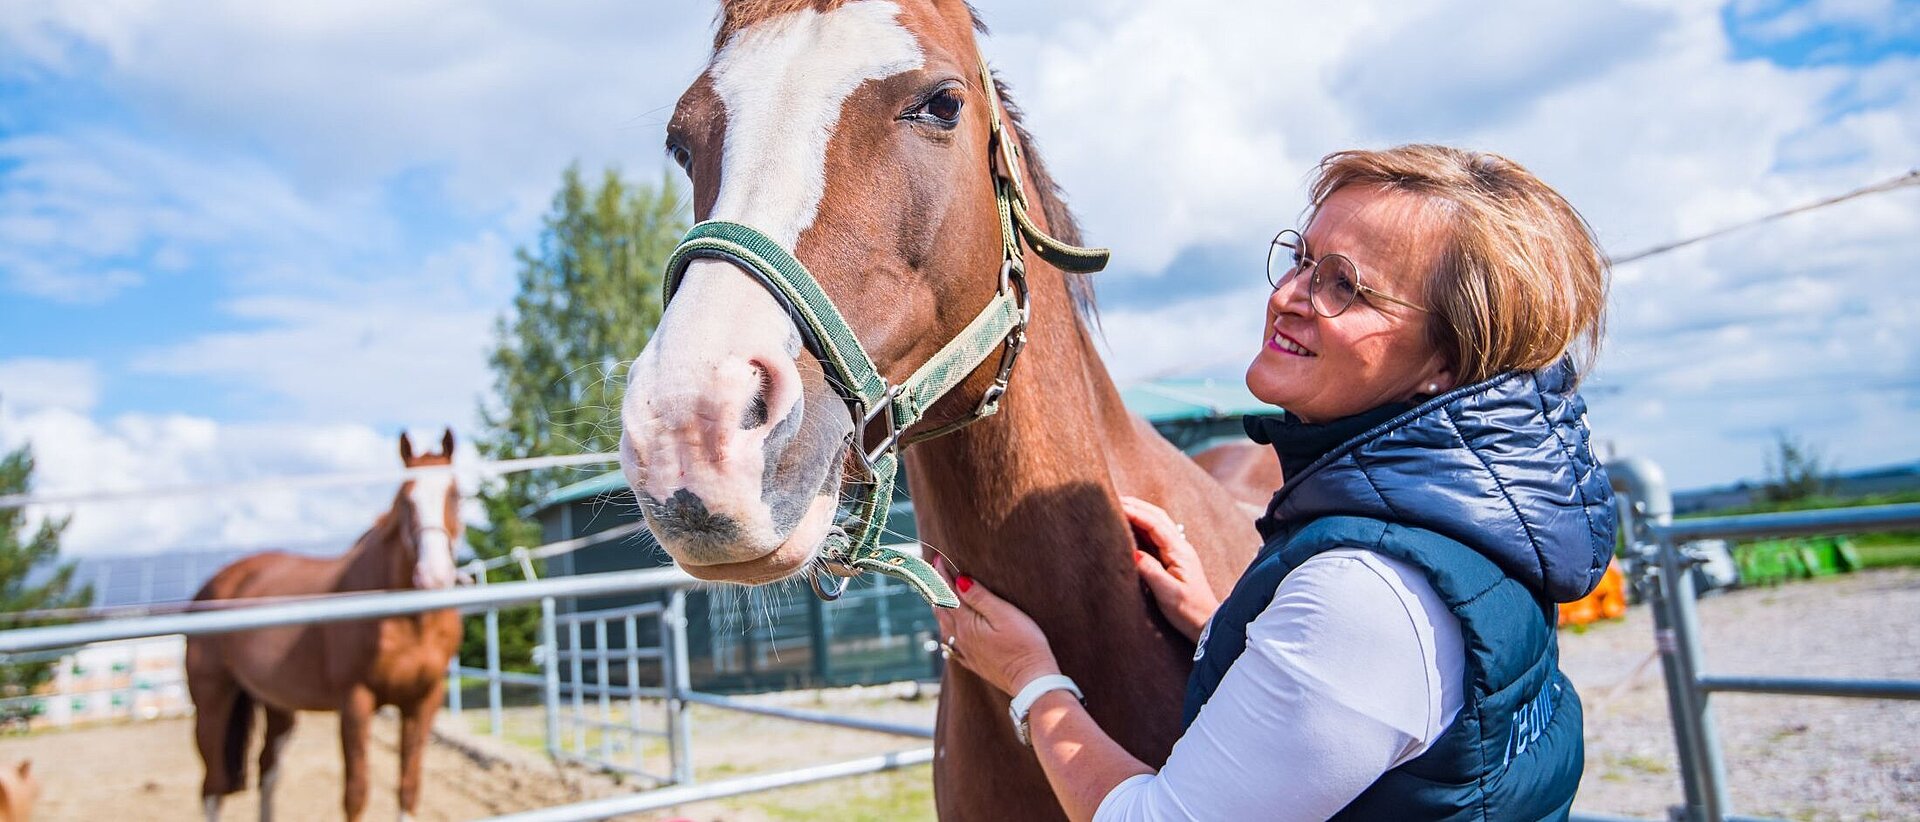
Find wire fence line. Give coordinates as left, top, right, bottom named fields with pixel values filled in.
left=0, top=521, right=659, bottom=625
left=0, top=451, right=620, bottom=511
left=1611, top=168, right=1920, bottom=265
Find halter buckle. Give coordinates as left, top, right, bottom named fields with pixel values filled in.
left=855, top=384, right=904, bottom=470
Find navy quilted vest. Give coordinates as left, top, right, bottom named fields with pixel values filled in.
left=1182, top=361, right=1614, bottom=820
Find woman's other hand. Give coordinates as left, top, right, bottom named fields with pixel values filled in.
left=1124, top=496, right=1220, bottom=643
left=930, top=568, right=1061, bottom=697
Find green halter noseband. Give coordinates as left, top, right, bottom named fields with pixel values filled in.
left=660, top=57, right=1109, bottom=609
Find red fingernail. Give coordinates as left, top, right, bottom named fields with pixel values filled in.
left=1134, top=550, right=1146, bottom=560
left=956, top=575, right=974, bottom=593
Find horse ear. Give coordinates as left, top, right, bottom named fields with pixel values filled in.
left=440, top=428, right=455, bottom=458
left=399, top=432, right=416, bottom=465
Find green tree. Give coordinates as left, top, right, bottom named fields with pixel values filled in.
left=0, top=443, right=93, bottom=703
left=1761, top=431, right=1834, bottom=504
left=463, top=166, right=685, bottom=671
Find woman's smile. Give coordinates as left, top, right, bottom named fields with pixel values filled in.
left=1267, top=329, right=1317, bottom=357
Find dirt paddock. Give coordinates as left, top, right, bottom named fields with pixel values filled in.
left=2, top=568, right=1914, bottom=821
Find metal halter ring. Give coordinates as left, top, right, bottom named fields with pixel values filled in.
left=810, top=568, right=850, bottom=601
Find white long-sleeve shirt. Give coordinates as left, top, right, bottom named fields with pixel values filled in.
left=1095, top=549, right=1467, bottom=821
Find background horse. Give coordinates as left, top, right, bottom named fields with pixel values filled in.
left=187, top=430, right=464, bottom=822
left=618, top=2, right=1271, bottom=817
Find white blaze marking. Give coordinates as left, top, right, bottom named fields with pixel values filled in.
left=708, top=0, right=925, bottom=248
left=408, top=470, right=459, bottom=589
left=626, top=1, right=923, bottom=515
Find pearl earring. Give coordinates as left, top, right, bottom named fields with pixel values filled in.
left=1427, top=383, right=1440, bottom=393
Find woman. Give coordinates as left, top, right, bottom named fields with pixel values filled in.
left=934, top=145, right=1616, bottom=821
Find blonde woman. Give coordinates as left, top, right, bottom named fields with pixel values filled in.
left=936, top=145, right=1615, bottom=821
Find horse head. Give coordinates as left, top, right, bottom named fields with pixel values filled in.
left=621, top=0, right=1089, bottom=587
left=397, top=429, right=462, bottom=590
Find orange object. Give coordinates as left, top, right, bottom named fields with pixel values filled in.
left=1559, top=558, right=1628, bottom=628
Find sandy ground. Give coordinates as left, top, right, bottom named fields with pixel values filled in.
left=0, top=708, right=616, bottom=821
left=2, top=569, right=1913, bottom=821
left=1565, top=567, right=1920, bottom=821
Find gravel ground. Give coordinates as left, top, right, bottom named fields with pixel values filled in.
left=1, top=570, right=1911, bottom=820
left=1565, top=567, right=1920, bottom=820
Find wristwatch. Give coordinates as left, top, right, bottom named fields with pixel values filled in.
left=1008, top=674, right=1084, bottom=747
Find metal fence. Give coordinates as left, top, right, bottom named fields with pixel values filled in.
left=1603, top=457, right=1920, bottom=822
left=0, top=563, right=933, bottom=822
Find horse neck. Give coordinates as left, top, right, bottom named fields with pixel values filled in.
left=340, top=505, right=416, bottom=592
left=902, top=271, right=1147, bottom=639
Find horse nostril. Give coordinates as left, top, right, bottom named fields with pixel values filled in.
left=644, top=488, right=744, bottom=541
left=740, top=364, right=770, bottom=430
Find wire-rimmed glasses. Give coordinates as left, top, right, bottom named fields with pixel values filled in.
left=1266, top=229, right=1428, bottom=317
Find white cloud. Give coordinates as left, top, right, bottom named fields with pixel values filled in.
left=0, top=397, right=510, bottom=556
left=1, top=0, right=709, bottom=206
left=130, top=293, right=496, bottom=425
left=0, top=400, right=393, bottom=555
left=0, top=358, right=101, bottom=413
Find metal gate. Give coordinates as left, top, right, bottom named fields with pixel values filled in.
left=539, top=593, right=693, bottom=784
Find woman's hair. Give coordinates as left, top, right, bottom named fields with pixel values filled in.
left=1308, top=145, right=1608, bottom=385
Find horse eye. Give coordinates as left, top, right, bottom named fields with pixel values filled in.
left=666, top=141, right=692, bottom=171
left=925, top=89, right=962, bottom=122
left=908, top=88, right=963, bottom=128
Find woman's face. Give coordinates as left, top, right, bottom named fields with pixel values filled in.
left=1247, top=185, right=1455, bottom=423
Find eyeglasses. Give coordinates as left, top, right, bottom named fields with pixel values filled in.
left=1265, top=229, right=1428, bottom=318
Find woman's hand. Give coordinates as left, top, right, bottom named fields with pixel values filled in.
left=1124, top=496, right=1220, bottom=643
left=930, top=566, right=1061, bottom=698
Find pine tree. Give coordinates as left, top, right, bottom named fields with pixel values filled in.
left=463, top=166, right=685, bottom=671
left=0, top=443, right=93, bottom=704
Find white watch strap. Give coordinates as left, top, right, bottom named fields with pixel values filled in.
left=1010, top=674, right=1083, bottom=745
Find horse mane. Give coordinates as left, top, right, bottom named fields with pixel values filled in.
left=714, top=0, right=1098, bottom=325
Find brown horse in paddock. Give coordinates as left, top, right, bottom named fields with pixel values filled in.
left=187, top=431, right=464, bottom=822
left=618, top=2, right=1273, bottom=817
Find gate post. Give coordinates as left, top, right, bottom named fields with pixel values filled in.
left=485, top=605, right=503, bottom=738
left=665, top=589, right=695, bottom=785
left=447, top=654, right=463, bottom=715
left=541, top=596, right=561, bottom=759
left=1610, top=457, right=1729, bottom=822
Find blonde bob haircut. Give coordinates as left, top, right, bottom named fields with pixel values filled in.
left=1308, top=145, right=1608, bottom=386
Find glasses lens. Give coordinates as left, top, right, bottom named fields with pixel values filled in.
left=1310, top=254, right=1361, bottom=317
left=1266, top=230, right=1301, bottom=289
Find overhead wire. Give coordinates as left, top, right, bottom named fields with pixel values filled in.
left=0, top=451, right=619, bottom=510
left=1610, top=168, right=1920, bottom=265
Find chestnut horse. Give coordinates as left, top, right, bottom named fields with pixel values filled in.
left=619, top=2, right=1272, bottom=817
left=187, top=431, right=464, bottom=822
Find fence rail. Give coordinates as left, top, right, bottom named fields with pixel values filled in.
left=0, top=566, right=695, bottom=656
left=1607, top=456, right=1920, bottom=822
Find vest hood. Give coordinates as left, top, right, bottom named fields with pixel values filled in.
left=1255, top=359, right=1616, bottom=603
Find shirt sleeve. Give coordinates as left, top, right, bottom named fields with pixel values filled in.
left=1094, top=551, right=1464, bottom=822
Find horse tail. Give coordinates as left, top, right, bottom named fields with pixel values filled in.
left=222, top=689, right=254, bottom=791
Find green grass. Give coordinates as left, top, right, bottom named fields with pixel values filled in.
left=742, top=765, right=935, bottom=822
left=1855, top=542, right=1920, bottom=568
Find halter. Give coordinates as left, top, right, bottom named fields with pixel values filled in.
left=660, top=57, right=1109, bottom=609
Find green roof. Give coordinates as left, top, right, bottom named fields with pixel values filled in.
left=536, top=470, right=632, bottom=513
left=1118, top=378, right=1276, bottom=422
left=535, top=378, right=1277, bottom=513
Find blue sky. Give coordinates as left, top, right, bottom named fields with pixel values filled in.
left=1, top=0, right=1916, bottom=555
